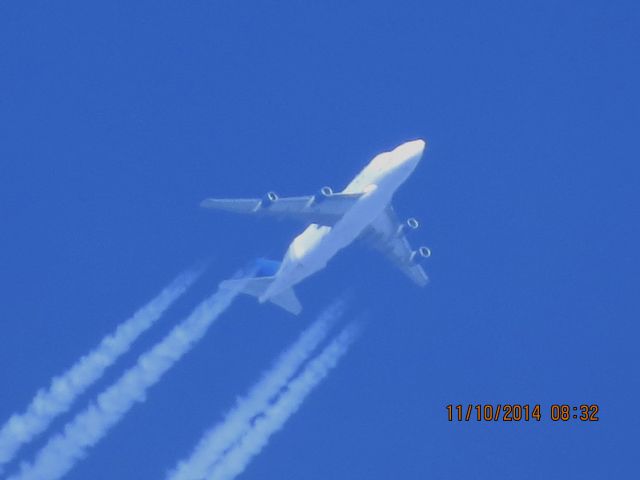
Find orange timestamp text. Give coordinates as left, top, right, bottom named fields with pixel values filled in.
left=446, top=404, right=599, bottom=422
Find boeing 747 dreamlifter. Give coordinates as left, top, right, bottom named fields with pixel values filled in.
left=201, top=139, right=431, bottom=314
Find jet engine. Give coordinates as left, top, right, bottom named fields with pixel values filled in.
left=262, top=191, right=279, bottom=206
left=313, top=186, right=333, bottom=204
left=320, top=186, right=333, bottom=196
left=408, top=246, right=432, bottom=264
left=407, top=217, right=419, bottom=229
left=396, top=217, right=420, bottom=236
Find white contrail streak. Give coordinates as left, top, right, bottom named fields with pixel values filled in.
left=0, top=269, right=200, bottom=472
left=167, top=301, right=344, bottom=480
left=206, top=323, right=359, bottom=480
left=7, top=277, right=244, bottom=480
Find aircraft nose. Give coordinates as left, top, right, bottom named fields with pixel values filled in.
left=406, top=139, right=426, bottom=156
left=398, top=139, right=426, bottom=167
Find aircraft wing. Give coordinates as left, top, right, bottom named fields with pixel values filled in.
left=200, top=192, right=363, bottom=226
left=361, top=206, right=430, bottom=286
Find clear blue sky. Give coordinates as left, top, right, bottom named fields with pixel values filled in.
left=1, top=1, right=638, bottom=479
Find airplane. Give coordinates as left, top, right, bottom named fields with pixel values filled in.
left=201, top=139, right=431, bottom=315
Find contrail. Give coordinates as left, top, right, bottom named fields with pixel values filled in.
left=167, top=301, right=344, bottom=480
left=206, top=323, right=359, bottom=480
left=0, top=269, right=200, bottom=472
left=7, top=276, right=245, bottom=480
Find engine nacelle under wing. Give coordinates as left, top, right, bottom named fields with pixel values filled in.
left=261, top=191, right=279, bottom=206
left=408, top=246, right=431, bottom=264
left=396, top=217, right=419, bottom=236
left=311, top=186, right=334, bottom=205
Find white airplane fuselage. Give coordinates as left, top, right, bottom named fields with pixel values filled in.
left=259, top=139, right=425, bottom=302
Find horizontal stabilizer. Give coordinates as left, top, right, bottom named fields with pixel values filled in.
left=268, top=288, right=302, bottom=315
left=220, top=276, right=302, bottom=315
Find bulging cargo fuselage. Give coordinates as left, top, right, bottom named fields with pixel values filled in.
left=259, top=139, right=425, bottom=302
